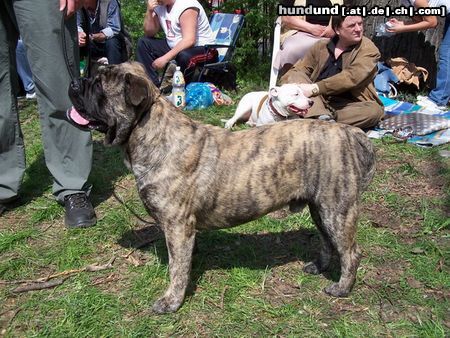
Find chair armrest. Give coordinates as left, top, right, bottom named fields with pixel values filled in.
left=204, top=44, right=230, bottom=49
left=202, top=61, right=231, bottom=69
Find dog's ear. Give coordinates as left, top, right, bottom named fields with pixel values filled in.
left=269, top=87, right=279, bottom=98
left=124, top=73, right=149, bottom=107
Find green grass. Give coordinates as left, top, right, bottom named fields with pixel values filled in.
left=1, top=93, right=449, bottom=337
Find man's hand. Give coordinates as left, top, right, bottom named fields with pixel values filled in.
left=299, top=83, right=319, bottom=97
left=78, top=31, right=87, bottom=46
left=307, top=23, right=326, bottom=37
left=320, top=25, right=336, bottom=38
left=147, top=0, right=159, bottom=12
left=90, top=32, right=107, bottom=43
left=152, top=56, right=170, bottom=70
left=59, top=0, right=85, bottom=18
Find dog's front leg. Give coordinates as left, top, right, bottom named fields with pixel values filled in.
left=152, top=222, right=196, bottom=314
left=224, top=93, right=254, bottom=129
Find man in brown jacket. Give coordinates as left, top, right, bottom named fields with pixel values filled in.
left=280, top=15, right=384, bottom=129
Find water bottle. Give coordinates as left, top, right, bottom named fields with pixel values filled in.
left=80, top=58, right=87, bottom=77
left=172, top=66, right=186, bottom=108
left=375, top=22, right=395, bottom=37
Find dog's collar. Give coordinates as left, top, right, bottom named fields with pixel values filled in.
left=266, top=98, right=286, bottom=119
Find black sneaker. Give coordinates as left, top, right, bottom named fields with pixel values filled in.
left=0, top=203, right=6, bottom=216
left=0, top=197, right=20, bottom=216
left=64, top=193, right=97, bottom=228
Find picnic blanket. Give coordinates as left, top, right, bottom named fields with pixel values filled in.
left=368, top=96, right=450, bottom=147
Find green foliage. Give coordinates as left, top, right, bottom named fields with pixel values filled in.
left=120, top=0, right=147, bottom=48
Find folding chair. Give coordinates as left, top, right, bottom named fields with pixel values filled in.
left=196, top=12, right=245, bottom=86
left=269, top=17, right=282, bottom=89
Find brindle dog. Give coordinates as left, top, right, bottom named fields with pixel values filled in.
left=67, top=62, right=375, bottom=314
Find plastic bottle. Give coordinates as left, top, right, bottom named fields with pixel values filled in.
left=80, top=58, right=86, bottom=77
left=171, top=66, right=186, bottom=108
left=375, top=22, right=395, bottom=37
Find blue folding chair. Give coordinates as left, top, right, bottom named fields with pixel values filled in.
left=196, top=12, right=245, bottom=86
left=158, top=12, right=244, bottom=90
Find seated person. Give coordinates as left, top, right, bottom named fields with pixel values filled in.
left=387, top=0, right=450, bottom=111
left=136, top=0, right=215, bottom=85
left=77, top=0, right=128, bottom=65
left=280, top=15, right=384, bottom=129
left=277, top=0, right=343, bottom=76
left=16, top=38, right=36, bottom=99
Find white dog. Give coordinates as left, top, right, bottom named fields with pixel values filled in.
left=224, top=83, right=313, bottom=129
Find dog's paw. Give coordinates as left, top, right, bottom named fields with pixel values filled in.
left=303, top=261, right=321, bottom=275
left=152, top=296, right=181, bottom=314
left=223, top=120, right=235, bottom=129
left=323, top=283, right=350, bottom=298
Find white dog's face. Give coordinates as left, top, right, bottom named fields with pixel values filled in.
left=269, top=84, right=313, bottom=118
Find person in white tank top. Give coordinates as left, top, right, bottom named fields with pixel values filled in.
left=387, top=0, right=450, bottom=109
left=136, top=0, right=215, bottom=86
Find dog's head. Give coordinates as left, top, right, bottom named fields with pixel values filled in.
left=67, top=62, right=158, bottom=145
left=268, top=84, right=313, bottom=118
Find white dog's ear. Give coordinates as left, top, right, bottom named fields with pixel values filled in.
left=269, top=87, right=279, bottom=98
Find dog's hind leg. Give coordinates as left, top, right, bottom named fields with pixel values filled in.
left=303, top=203, right=333, bottom=275
left=152, top=221, right=196, bottom=314
left=224, top=93, right=257, bottom=129
left=315, top=202, right=361, bottom=297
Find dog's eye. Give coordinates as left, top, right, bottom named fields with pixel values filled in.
left=94, top=80, right=103, bottom=92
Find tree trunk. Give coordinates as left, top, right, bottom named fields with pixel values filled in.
left=349, top=0, right=444, bottom=87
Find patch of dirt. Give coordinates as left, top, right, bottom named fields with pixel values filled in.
left=254, top=261, right=314, bottom=307
left=362, top=146, right=448, bottom=237
left=361, top=203, right=403, bottom=230
left=267, top=208, right=291, bottom=220
left=362, top=261, right=409, bottom=287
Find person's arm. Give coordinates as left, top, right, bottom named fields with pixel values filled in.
left=104, top=0, right=121, bottom=37
left=76, top=10, right=87, bottom=46
left=152, top=8, right=198, bottom=70
left=279, top=0, right=327, bottom=36
left=91, top=0, right=121, bottom=42
left=320, top=23, right=335, bottom=38
left=387, top=0, right=438, bottom=33
left=315, top=41, right=380, bottom=96
left=281, top=16, right=327, bottom=36
left=279, top=41, right=319, bottom=84
left=143, top=0, right=161, bottom=37
left=294, top=42, right=320, bottom=78
left=60, top=0, right=85, bottom=18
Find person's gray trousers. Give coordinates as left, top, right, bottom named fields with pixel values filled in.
left=0, top=0, right=93, bottom=204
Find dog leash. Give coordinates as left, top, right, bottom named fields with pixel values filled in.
left=61, top=6, right=91, bottom=81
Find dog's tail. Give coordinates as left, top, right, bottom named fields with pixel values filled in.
left=352, top=128, right=376, bottom=192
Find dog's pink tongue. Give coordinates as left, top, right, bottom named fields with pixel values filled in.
left=69, top=107, right=90, bottom=126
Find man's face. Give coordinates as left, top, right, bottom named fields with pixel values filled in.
left=336, top=16, right=363, bottom=46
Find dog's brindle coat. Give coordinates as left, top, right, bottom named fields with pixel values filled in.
left=68, top=62, right=375, bottom=314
